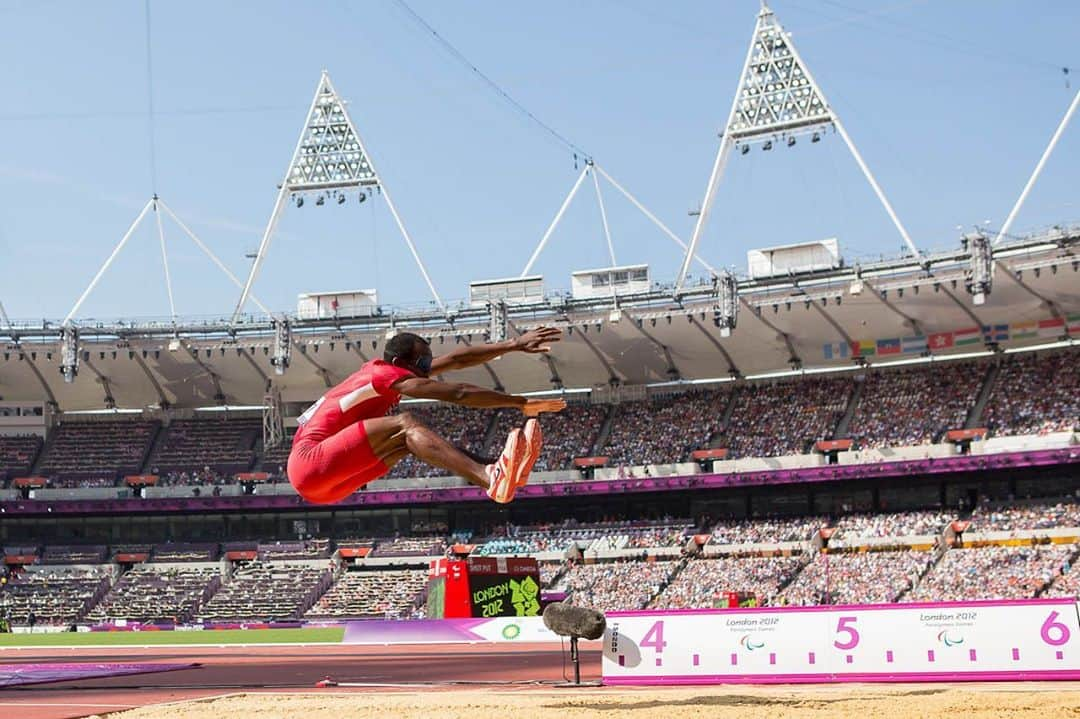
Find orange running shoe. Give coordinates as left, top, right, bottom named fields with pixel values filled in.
left=519, top=418, right=542, bottom=487
left=485, top=428, right=527, bottom=503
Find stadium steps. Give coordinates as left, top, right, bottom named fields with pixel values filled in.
left=479, top=410, right=504, bottom=457
left=590, top=404, right=619, bottom=456
left=140, top=423, right=168, bottom=474
left=898, top=537, right=952, bottom=601
left=964, top=362, right=1001, bottom=429
left=832, top=380, right=864, bottom=439
left=29, top=430, right=58, bottom=476
left=708, top=388, right=740, bottom=448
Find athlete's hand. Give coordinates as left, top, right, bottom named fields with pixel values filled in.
left=522, top=399, right=567, bottom=416
left=515, top=326, right=562, bottom=354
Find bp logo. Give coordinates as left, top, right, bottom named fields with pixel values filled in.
left=501, top=623, right=522, bottom=640
left=740, top=634, right=765, bottom=651
left=938, top=630, right=964, bottom=647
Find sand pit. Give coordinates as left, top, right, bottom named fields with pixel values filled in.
left=100, top=684, right=1080, bottom=719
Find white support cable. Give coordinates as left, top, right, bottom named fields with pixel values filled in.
left=233, top=186, right=289, bottom=321
left=676, top=138, right=735, bottom=293
left=775, top=9, right=921, bottom=262
left=0, top=299, right=11, bottom=329
left=594, top=165, right=717, bottom=274
left=521, top=165, right=590, bottom=277
left=64, top=199, right=155, bottom=325
left=831, top=113, right=921, bottom=260
left=993, top=87, right=1080, bottom=245
left=157, top=200, right=272, bottom=315
left=591, top=167, right=617, bottom=266
left=152, top=198, right=176, bottom=320
left=380, top=185, right=446, bottom=313
left=232, top=72, right=324, bottom=322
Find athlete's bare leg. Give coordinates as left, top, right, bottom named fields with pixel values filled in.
left=362, top=413, right=490, bottom=490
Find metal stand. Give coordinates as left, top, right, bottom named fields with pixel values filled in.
left=552, top=636, right=602, bottom=688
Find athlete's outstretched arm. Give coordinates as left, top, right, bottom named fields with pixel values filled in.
left=429, top=326, right=562, bottom=373
left=392, top=376, right=565, bottom=415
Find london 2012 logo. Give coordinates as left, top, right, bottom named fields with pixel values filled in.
left=501, top=623, right=522, bottom=640
left=937, top=630, right=964, bottom=647
left=740, top=634, right=766, bottom=651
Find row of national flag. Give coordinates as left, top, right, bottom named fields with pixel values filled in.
left=822, top=315, right=1079, bottom=360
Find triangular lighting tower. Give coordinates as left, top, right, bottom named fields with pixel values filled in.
left=675, top=3, right=921, bottom=293
left=234, top=71, right=444, bottom=320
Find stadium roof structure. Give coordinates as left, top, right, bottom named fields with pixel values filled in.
left=0, top=228, right=1076, bottom=412
left=2, top=6, right=1078, bottom=413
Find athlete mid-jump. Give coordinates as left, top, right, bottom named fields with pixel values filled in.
left=287, top=327, right=566, bottom=505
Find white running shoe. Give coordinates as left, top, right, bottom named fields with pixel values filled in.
left=485, top=428, right=527, bottom=503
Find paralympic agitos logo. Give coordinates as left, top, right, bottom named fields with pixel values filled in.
left=740, top=634, right=766, bottom=651
left=937, top=630, right=964, bottom=647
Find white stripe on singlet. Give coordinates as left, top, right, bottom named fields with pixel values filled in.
left=337, top=381, right=378, bottom=412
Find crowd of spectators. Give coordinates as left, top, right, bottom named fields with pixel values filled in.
left=968, top=498, right=1080, bottom=532
left=151, top=419, right=259, bottom=475
left=602, top=391, right=728, bottom=466
left=491, top=402, right=608, bottom=471
left=831, top=510, right=956, bottom=540
left=37, top=420, right=158, bottom=483
left=371, top=536, right=447, bottom=557
left=196, top=562, right=331, bottom=622
left=386, top=404, right=495, bottom=479
left=983, top=351, right=1079, bottom=437
left=907, top=545, right=1074, bottom=601
left=0, top=434, right=42, bottom=481
left=1044, top=558, right=1080, bottom=598
left=563, top=560, right=678, bottom=611
left=710, top=516, right=826, bottom=545
left=306, top=569, right=426, bottom=619
left=257, top=540, right=331, bottom=561
left=86, top=565, right=220, bottom=624
left=652, top=556, right=805, bottom=608
left=848, top=364, right=983, bottom=449
left=720, top=377, right=850, bottom=458
left=781, top=550, right=934, bottom=605
left=0, top=567, right=111, bottom=626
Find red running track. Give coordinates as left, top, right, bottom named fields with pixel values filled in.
left=0, top=643, right=602, bottom=719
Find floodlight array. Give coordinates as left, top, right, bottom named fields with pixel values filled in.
left=728, top=20, right=830, bottom=139
left=287, top=87, right=378, bottom=190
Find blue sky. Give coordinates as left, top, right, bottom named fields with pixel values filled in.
left=0, top=0, right=1077, bottom=321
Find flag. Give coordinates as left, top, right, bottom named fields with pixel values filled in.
left=1068, top=313, right=1080, bottom=335
left=982, top=324, right=1009, bottom=343
left=877, top=337, right=902, bottom=355
left=1010, top=321, right=1038, bottom=340
left=927, top=332, right=954, bottom=350
left=954, top=326, right=981, bottom=346
left=1038, top=317, right=1065, bottom=339
left=902, top=335, right=927, bottom=354
left=823, top=342, right=849, bottom=360
left=850, top=339, right=876, bottom=357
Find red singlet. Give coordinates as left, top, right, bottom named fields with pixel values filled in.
left=287, top=359, right=414, bottom=504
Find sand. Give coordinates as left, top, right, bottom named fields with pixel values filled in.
left=100, top=683, right=1080, bottom=719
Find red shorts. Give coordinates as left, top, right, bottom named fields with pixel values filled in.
left=287, top=421, right=390, bottom=504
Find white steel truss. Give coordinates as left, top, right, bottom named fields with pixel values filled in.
left=64, top=196, right=271, bottom=326
left=233, top=71, right=444, bottom=320
left=675, top=3, right=921, bottom=294
left=993, top=87, right=1080, bottom=245
left=521, top=161, right=716, bottom=278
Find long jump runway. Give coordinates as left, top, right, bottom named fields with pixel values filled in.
left=0, top=643, right=601, bottom=719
